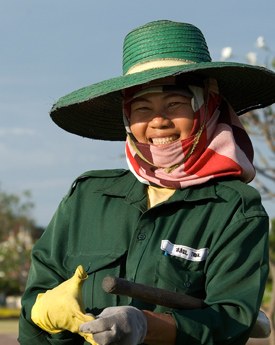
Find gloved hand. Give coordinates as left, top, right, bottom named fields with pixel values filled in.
left=80, top=306, right=147, bottom=345
left=31, top=265, right=97, bottom=345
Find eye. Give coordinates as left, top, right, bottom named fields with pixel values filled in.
left=131, top=102, right=152, bottom=114
left=166, top=101, right=185, bottom=111
left=136, top=106, right=151, bottom=112
left=166, top=96, right=191, bottom=111
left=168, top=102, right=181, bottom=108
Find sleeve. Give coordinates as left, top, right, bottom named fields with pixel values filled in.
left=172, top=214, right=269, bottom=345
left=18, top=193, right=85, bottom=345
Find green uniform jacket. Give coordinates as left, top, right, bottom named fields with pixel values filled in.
left=19, top=169, right=269, bottom=345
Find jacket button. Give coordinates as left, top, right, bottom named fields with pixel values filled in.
left=137, top=233, right=146, bottom=241
left=184, top=281, right=191, bottom=288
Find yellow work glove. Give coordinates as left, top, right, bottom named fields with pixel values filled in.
left=31, top=265, right=97, bottom=345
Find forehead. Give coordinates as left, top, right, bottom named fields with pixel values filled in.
left=131, top=90, right=191, bottom=104
left=124, top=80, right=193, bottom=103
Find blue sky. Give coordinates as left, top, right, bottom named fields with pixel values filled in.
left=0, top=0, right=274, bottom=226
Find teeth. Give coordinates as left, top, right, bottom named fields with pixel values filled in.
left=151, top=136, right=178, bottom=145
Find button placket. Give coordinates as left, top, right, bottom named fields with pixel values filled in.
left=126, top=214, right=155, bottom=282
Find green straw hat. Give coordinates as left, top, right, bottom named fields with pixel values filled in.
left=50, top=20, right=275, bottom=141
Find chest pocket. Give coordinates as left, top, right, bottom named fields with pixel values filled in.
left=155, top=254, right=206, bottom=300
left=66, top=250, right=128, bottom=315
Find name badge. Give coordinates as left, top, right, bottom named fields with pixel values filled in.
left=161, top=240, right=209, bottom=262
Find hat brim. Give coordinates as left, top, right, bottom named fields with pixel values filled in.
left=50, top=61, right=275, bottom=141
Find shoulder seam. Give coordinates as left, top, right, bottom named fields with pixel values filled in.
left=68, top=169, right=129, bottom=196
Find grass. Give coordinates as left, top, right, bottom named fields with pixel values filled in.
left=0, top=319, right=18, bottom=334
left=0, top=308, right=20, bottom=335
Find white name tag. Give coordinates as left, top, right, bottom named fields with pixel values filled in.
left=161, top=240, right=209, bottom=262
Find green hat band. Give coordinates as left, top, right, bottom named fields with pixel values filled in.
left=123, top=20, right=211, bottom=75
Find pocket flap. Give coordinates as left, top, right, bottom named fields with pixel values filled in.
left=66, top=250, right=127, bottom=275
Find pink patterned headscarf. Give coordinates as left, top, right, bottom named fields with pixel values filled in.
left=123, top=79, right=255, bottom=189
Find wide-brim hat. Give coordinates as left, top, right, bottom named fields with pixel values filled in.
left=50, top=20, right=275, bottom=141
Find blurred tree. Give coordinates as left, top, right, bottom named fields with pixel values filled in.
left=268, top=218, right=275, bottom=345
left=242, top=42, right=275, bottom=345
left=241, top=104, right=275, bottom=198
left=221, top=38, right=275, bottom=344
left=0, top=188, right=36, bottom=296
left=221, top=37, right=275, bottom=198
left=241, top=39, right=275, bottom=198
left=0, top=189, right=34, bottom=242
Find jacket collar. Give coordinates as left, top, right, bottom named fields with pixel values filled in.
left=101, top=170, right=219, bottom=206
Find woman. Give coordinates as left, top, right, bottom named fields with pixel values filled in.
left=19, top=20, right=275, bottom=345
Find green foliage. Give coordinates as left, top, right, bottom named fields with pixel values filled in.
left=0, top=188, right=34, bottom=242
left=263, top=278, right=272, bottom=306
left=270, top=218, right=275, bottom=262
left=0, top=307, right=20, bottom=319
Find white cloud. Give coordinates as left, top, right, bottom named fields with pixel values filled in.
left=0, top=127, right=36, bottom=137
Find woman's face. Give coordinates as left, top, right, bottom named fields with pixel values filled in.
left=129, top=91, right=194, bottom=145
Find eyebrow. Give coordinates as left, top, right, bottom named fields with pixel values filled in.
left=131, top=97, right=150, bottom=104
left=163, top=93, right=191, bottom=99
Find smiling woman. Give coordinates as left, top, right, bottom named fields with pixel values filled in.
left=122, top=76, right=257, bottom=190
left=19, top=19, right=274, bottom=345
left=127, top=89, right=194, bottom=143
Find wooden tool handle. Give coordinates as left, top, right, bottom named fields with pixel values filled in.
left=102, top=276, right=205, bottom=309
left=102, top=276, right=270, bottom=339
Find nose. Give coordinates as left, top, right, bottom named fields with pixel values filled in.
left=150, top=114, right=172, bottom=129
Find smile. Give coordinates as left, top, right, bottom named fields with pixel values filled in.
left=151, top=135, right=179, bottom=145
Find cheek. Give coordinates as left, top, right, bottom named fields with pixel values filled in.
left=187, top=118, right=195, bottom=132
left=177, top=117, right=195, bottom=139
left=130, top=122, right=148, bottom=142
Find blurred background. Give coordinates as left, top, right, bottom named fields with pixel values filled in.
left=0, top=1, right=274, bottom=344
